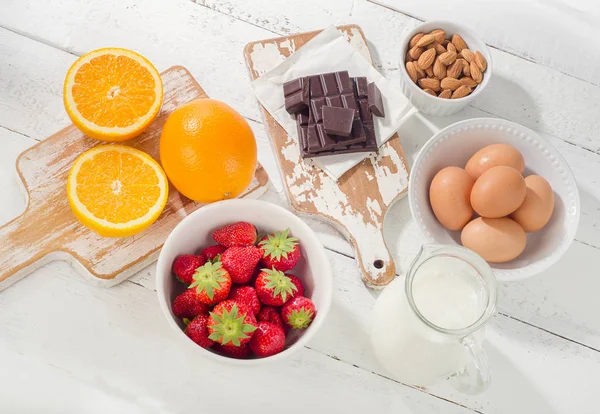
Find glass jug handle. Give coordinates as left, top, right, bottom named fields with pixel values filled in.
left=449, top=335, right=491, bottom=394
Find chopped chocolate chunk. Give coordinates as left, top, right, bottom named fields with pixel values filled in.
left=367, top=82, right=385, bottom=117
left=354, top=77, right=369, bottom=98
left=323, top=106, right=355, bottom=137
left=284, top=77, right=309, bottom=114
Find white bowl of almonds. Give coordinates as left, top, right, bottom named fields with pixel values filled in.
left=399, top=20, right=492, bottom=116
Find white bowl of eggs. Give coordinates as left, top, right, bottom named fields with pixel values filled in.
left=409, top=118, right=580, bottom=281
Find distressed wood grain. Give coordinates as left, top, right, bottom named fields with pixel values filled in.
left=0, top=66, right=269, bottom=291
left=245, top=26, right=410, bottom=288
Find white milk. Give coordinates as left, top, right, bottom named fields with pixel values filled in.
left=370, top=256, right=487, bottom=386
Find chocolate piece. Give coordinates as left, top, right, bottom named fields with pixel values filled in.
left=296, top=112, right=309, bottom=152
left=368, top=82, right=385, bottom=117
left=284, top=77, right=309, bottom=114
left=323, top=106, right=355, bottom=137
left=354, top=77, right=368, bottom=98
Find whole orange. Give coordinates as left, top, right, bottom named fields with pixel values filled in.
left=159, top=99, right=257, bottom=203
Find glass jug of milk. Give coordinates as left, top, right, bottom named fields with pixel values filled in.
left=371, top=244, right=496, bottom=394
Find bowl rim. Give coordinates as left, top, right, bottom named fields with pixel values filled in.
left=155, top=198, right=333, bottom=364
left=408, top=117, right=580, bottom=281
left=398, top=19, right=494, bottom=104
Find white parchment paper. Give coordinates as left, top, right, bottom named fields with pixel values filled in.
left=251, top=26, right=416, bottom=180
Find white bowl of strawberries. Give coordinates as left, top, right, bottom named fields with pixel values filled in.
left=156, top=199, right=332, bottom=363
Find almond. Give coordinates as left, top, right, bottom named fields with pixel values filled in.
left=438, top=51, right=457, bottom=66
left=470, top=61, right=483, bottom=83
left=406, top=62, right=418, bottom=83
left=446, top=60, right=463, bottom=79
left=475, top=51, right=487, bottom=71
left=418, top=77, right=441, bottom=92
left=422, top=88, right=437, bottom=96
left=406, top=51, right=414, bottom=62
left=460, top=77, right=478, bottom=87
left=416, top=34, right=436, bottom=48
left=433, top=57, right=447, bottom=79
left=414, top=64, right=425, bottom=79
left=451, top=85, right=472, bottom=99
left=417, top=48, right=436, bottom=70
left=461, top=48, right=475, bottom=63
left=409, top=33, right=425, bottom=48
left=439, top=89, right=452, bottom=99
left=409, top=46, right=425, bottom=60
left=425, top=66, right=434, bottom=77
left=452, top=34, right=468, bottom=52
left=433, top=43, right=447, bottom=54
left=446, top=42, right=457, bottom=53
left=463, top=60, right=471, bottom=76
left=430, top=29, right=446, bottom=44
left=440, top=77, right=462, bottom=91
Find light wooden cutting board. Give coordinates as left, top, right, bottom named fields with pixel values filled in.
left=244, top=25, right=409, bottom=288
left=0, top=66, right=269, bottom=291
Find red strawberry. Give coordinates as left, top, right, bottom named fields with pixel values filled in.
left=254, top=268, right=299, bottom=306
left=214, top=343, right=251, bottom=359
left=185, top=314, right=214, bottom=349
left=188, top=261, right=231, bottom=305
left=172, top=288, right=210, bottom=319
left=287, top=274, right=305, bottom=300
left=172, top=254, right=206, bottom=285
left=199, top=245, right=227, bottom=262
left=249, top=322, right=286, bottom=358
left=258, top=229, right=300, bottom=272
left=282, top=296, right=316, bottom=330
left=256, top=306, right=283, bottom=328
left=221, top=245, right=262, bottom=284
left=212, top=222, right=257, bottom=247
left=229, top=286, right=261, bottom=315
left=208, top=300, right=257, bottom=346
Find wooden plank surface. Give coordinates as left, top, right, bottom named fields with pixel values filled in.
left=1, top=0, right=600, bottom=412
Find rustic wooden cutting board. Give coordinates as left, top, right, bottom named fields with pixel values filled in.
left=0, top=66, right=269, bottom=291
left=244, top=25, right=409, bottom=288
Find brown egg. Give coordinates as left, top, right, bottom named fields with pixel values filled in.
left=465, top=144, right=525, bottom=179
left=461, top=217, right=527, bottom=263
left=510, top=175, right=554, bottom=232
left=429, top=166, right=475, bottom=230
left=470, top=166, right=526, bottom=218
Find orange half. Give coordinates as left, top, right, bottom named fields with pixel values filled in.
left=64, top=48, right=163, bottom=142
left=67, top=145, right=169, bottom=237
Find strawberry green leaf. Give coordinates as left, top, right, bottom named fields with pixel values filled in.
left=258, top=229, right=298, bottom=261
left=189, top=261, right=228, bottom=300
left=285, top=307, right=314, bottom=329
left=262, top=268, right=298, bottom=302
left=209, top=304, right=256, bottom=346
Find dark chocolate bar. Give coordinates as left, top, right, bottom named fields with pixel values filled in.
left=290, top=71, right=380, bottom=159
left=368, top=82, right=385, bottom=117
left=284, top=77, right=309, bottom=114
left=323, top=106, right=354, bottom=137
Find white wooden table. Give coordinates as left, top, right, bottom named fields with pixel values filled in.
left=1, top=1, right=599, bottom=412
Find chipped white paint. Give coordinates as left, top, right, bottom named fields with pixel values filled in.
left=279, top=38, right=296, bottom=55
left=249, top=42, right=287, bottom=76
left=369, top=144, right=409, bottom=206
